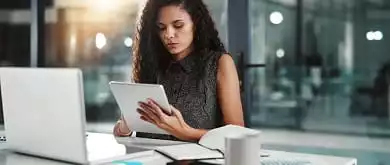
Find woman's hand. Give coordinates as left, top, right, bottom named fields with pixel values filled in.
left=137, top=99, right=196, bottom=141
left=113, top=115, right=132, bottom=137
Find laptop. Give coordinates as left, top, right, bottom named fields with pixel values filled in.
left=0, top=68, right=152, bottom=164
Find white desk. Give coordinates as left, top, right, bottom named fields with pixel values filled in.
left=0, top=133, right=357, bottom=165
left=116, top=136, right=357, bottom=165
left=0, top=150, right=170, bottom=165
left=200, top=150, right=357, bottom=165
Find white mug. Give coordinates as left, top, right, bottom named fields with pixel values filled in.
left=225, top=133, right=260, bottom=165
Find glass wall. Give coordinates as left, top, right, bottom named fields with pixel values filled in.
left=300, top=0, right=390, bottom=136
left=249, top=1, right=390, bottom=164
left=249, top=0, right=390, bottom=136
left=249, top=0, right=299, bottom=128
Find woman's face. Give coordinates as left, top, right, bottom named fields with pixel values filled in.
left=157, top=5, right=194, bottom=57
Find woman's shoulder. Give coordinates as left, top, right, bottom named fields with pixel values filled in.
left=201, top=50, right=230, bottom=62
left=197, top=50, right=233, bottom=75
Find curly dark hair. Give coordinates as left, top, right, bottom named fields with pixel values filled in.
left=132, top=0, right=226, bottom=83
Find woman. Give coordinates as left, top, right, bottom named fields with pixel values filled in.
left=113, top=0, right=244, bottom=142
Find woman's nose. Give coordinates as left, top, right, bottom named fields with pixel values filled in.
left=165, top=27, right=175, bottom=39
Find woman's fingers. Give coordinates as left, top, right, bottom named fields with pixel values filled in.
left=147, top=99, right=166, bottom=118
left=139, top=101, right=161, bottom=118
left=137, top=108, right=159, bottom=124
left=170, top=105, right=182, bottom=117
left=140, top=115, right=153, bottom=123
left=138, top=101, right=153, bottom=111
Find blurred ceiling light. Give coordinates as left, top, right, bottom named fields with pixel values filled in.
left=374, top=31, right=383, bottom=40
left=70, top=34, right=77, bottom=55
left=95, top=33, right=107, bottom=49
left=89, top=0, right=118, bottom=12
left=270, top=11, right=283, bottom=25
left=367, top=31, right=384, bottom=41
left=366, top=31, right=375, bottom=41
left=124, top=37, right=133, bottom=47
left=68, top=34, right=77, bottom=64
left=276, top=48, right=285, bottom=58
left=70, top=34, right=77, bottom=47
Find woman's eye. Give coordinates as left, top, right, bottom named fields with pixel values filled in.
left=173, top=23, right=184, bottom=29
left=157, top=25, right=166, bottom=31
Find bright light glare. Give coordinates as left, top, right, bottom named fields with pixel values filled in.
left=366, top=31, right=375, bottom=41
left=89, top=0, right=117, bottom=11
left=276, top=49, right=285, bottom=58
left=270, top=11, right=283, bottom=25
left=374, top=31, right=383, bottom=40
left=124, top=37, right=133, bottom=47
left=95, top=33, right=107, bottom=49
left=70, top=34, right=77, bottom=47
left=367, top=31, right=384, bottom=41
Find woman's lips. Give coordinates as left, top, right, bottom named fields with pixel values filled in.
left=167, top=43, right=178, bottom=49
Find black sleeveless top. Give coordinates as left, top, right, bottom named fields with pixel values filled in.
left=136, top=50, right=224, bottom=140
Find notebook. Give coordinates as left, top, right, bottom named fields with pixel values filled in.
left=154, top=125, right=262, bottom=161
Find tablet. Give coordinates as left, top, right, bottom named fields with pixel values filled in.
left=109, top=81, right=171, bottom=135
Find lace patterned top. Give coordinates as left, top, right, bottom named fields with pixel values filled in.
left=136, top=50, right=225, bottom=140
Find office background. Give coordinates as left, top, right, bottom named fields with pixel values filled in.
left=0, top=0, right=389, bottom=164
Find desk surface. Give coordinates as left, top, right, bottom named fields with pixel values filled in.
left=0, top=133, right=357, bottom=165
left=116, top=136, right=357, bottom=165
left=199, top=150, right=357, bottom=165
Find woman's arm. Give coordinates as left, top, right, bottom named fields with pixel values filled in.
left=178, top=54, right=245, bottom=141
left=217, top=54, right=245, bottom=126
